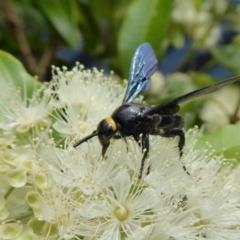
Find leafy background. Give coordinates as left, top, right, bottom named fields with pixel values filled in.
left=1, top=0, right=240, bottom=160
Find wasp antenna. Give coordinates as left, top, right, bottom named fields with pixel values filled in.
left=73, top=131, right=99, bottom=148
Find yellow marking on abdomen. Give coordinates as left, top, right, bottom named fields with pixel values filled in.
left=105, top=117, right=117, bottom=131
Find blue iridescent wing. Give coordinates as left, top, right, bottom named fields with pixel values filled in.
left=122, top=43, right=158, bottom=103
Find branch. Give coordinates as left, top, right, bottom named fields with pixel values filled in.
left=38, top=30, right=59, bottom=80
left=3, top=0, right=58, bottom=81
left=3, top=0, right=41, bottom=75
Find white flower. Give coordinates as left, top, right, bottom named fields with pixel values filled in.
left=50, top=64, right=124, bottom=138
left=79, top=170, right=158, bottom=239
left=1, top=64, right=236, bottom=239
left=0, top=80, right=52, bottom=133
left=38, top=143, right=121, bottom=196
left=39, top=183, right=88, bottom=239
left=31, top=66, right=240, bottom=239
left=37, top=125, right=191, bottom=239
left=36, top=124, right=240, bottom=239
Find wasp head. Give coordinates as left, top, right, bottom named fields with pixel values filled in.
left=97, top=117, right=117, bottom=156
left=73, top=117, right=117, bottom=157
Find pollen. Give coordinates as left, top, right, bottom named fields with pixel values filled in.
left=113, top=204, right=130, bottom=222
left=105, top=117, right=117, bottom=131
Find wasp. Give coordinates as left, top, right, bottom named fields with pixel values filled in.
left=73, top=42, right=240, bottom=178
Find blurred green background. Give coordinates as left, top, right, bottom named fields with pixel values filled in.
left=1, top=0, right=240, bottom=159
left=1, top=0, right=240, bottom=80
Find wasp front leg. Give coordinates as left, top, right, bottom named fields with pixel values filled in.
left=133, top=134, right=150, bottom=179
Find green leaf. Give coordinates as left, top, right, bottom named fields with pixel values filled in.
left=210, top=45, right=240, bottom=75
left=77, top=2, right=101, bottom=52
left=190, top=71, right=215, bottom=87
left=118, top=0, right=174, bottom=77
left=37, top=0, right=80, bottom=48
left=0, top=50, right=38, bottom=98
left=195, top=125, right=240, bottom=161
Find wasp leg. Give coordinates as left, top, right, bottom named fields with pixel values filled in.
left=133, top=135, right=141, bottom=147
left=101, top=142, right=110, bottom=157
left=150, top=114, right=185, bottom=157
left=113, top=135, right=121, bottom=139
left=134, top=134, right=149, bottom=179
left=152, top=128, right=189, bottom=174
left=160, top=129, right=185, bottom=156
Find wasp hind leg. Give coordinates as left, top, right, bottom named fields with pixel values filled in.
left=160, top=128, right=185, bottom=157
left=152, top=128, right=189, bottom=174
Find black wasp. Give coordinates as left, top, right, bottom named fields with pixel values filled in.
left=74, top=43, right=240, bottom=178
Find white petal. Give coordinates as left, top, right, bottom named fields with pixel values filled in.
left=100, top=225, right=120, bottom=240
left=41, top=204, right=55, bottom=222
left=131, top=188, right=157, bottom=214
left=112, top=170, right=131, bottom=202
left=125, top=224, right=154, bottom=240
left=79, top=201, right=109, bottom=218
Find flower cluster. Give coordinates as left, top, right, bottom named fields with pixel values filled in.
left=0, top=64, right=240, bottom=239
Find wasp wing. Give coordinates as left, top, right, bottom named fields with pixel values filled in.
left=145, top=75, right=240, bottom=116
left=123, top=43, right=158, bottom=103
